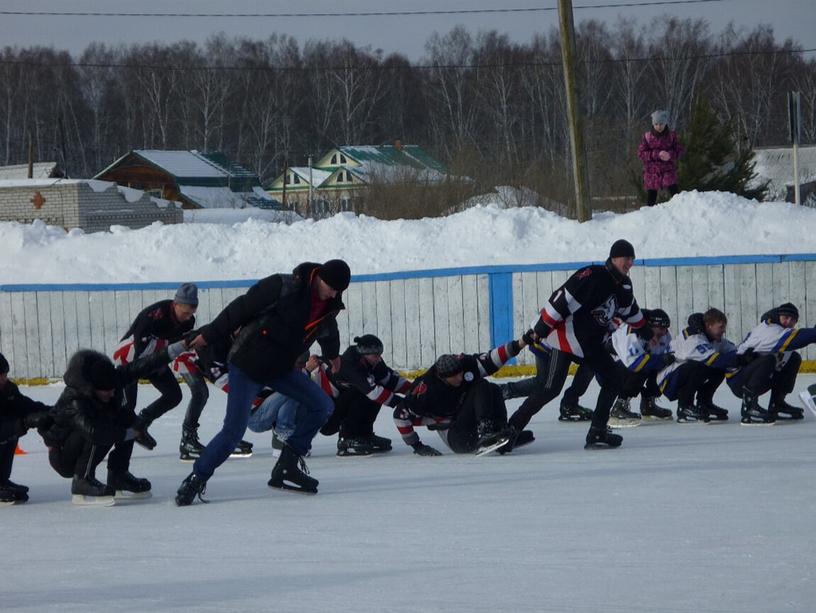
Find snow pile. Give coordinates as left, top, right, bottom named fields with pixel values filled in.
left=0, top=190, right=813, bottom=284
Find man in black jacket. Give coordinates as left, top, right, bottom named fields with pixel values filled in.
left=524, top=239, right=645, bottom=449
left=41, top=341, right=187, bottom=505
left=0, top=353, right=51, bottom=504
left=328, top=334, right=410, bottom=456
left=175, top=259, right=349, bottom=505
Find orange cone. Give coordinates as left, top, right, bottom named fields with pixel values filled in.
left=15, top=444, right=26, bottom=455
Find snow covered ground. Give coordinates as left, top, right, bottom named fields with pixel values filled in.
left=0, top=191, right=814, bottom=284
left=5, top=377, right=816, bottom=613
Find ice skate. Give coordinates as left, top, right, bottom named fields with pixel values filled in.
left=179, top=428, right=205, bottom=462
left=269, top=444, right=318, bottom=494
left=677, top=402, right=709, bottom=424
left=107, top=470, right=152, bottom=500
left=740, top=389, right=775, bottom=426
left=584, top=426, right=623, bottom=449
left=336, top=437, right=375, bottom=457
left=640, top=396, right=673, bottom=422
left=558, top=402, right=593, bottom=422
left=609, top=398, right=641, bottom=428
left=175, top=472, right=208, bottom=506
left=71, top=476, right=115, bottom=506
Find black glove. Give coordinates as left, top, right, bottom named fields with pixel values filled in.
left=533, top=320, right=552, bottom=340
left=426, top=422, right=450, bottom=431
left=412, top=442, right=442, bottom=456
left=661, top=353, right=676, bottom=367
left=737, top=348, right=757, bottom=366
left=135, top=430, right=157, bottom=450
left=635, top=325, right=654, bottom=341
left=522, top=328, right=538, bottom=346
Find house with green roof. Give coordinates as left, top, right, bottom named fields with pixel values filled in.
left=267, top=142, right=450, bottom=217
left=95, top=150, right=284, bottom=210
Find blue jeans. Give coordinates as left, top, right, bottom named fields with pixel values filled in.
left=193, top=364, right=334, bottom=480
left=247, top=392, right=303, bottom=440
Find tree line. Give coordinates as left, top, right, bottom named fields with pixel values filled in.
left=1, top=17, right=814, bottom=217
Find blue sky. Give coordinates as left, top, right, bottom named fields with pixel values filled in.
left=1, top=0, right=813, bottom=59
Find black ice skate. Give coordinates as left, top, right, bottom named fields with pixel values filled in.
left=0, top=482, right=28, bottom=505
left=640, top=397, right=673, bottom=422
left=365, top=433, right=393, bottom=452
left=71, top=476, right=115, bottom=506
left=558, top=401, right=593, bottom=422
left=175, top=472, right=209, bottom=506
left=497, top=426, right=535, bottom=454
left=676, top=402, right=710, bottom=424
left=268, top=444, right=318, bottom=494
left=337, top=437, right=375, bottom=457
left=271, top=432, right=284, bottom=458
left=179, top=429, right=205, bottom=462
left=134, top=413, right=158, bottom=450
left=740, top=389, right=775, bottom=426
left=609, top=398, right=641, bottom=428
left=697, top=399, right=728, bottom=422
left=584, top=426, right=623, bottom=449
left=769, top=399, right=804, bottom=421
left=107, top=470, right=152, bottom=500
left=475, top=420, right=513, bottom=456
left=230, top=439, right=254, bottom=459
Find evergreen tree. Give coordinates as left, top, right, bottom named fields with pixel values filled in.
left=678, top=96, right=768, bottom=200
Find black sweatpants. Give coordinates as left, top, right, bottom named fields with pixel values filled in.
left=125, top=365, right=183, bottom=424
left=616, top=364, right=660, bottom=400
left=561, top=361, right=595, bottom=407
left=0, top=436, right=17, bottom=483
left=583, top=347, right=624, bottom=430
left=180, top=371, right=209, bottom=432
left=507, top=349, right=573, bottom=430
left=447, top=379, right=508, bottom=453
left=320, top=389, right=381, bottom=438
left=727, top=352, right=801, bottom=402
left=646, top=184, right=679, bottom=206
left=48, top=429, right=134, bottom=480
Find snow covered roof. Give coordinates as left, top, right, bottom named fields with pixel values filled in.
left=0, top=162, right=62, bottom=180
left=752, top=145, right=816, bottom=200
left=290, top=167, right=333, bottom=187
left=130, top=150, right=225, bottom=179
left=178, top=185, right=282, bottom=209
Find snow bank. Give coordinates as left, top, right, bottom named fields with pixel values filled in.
left=0, top=191, right=813, bottom=284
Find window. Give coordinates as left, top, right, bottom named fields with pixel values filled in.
left=336, top=171, right=345, bottom=183
left=284, top=174, right=290, bottom=185
left=293, top=174, right=301, bottom=184
left=340, top=198, right=351, bottom=212
left=331, top=154, right=338, bottom=164
left=340, top=154, right=347, bottom=164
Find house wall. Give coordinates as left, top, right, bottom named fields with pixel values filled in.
left=1, top=255, right=815, bottom=379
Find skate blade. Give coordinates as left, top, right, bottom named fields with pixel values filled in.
left=608, top=420, right=641, bottom=429
left=268, top=482, right=318, bottom=495
left=336, top=452, right=376, bottom=457
left=179, top=457, right=197, bottom=463
left=584, top=442, right=621, bottom=450
left=228, top=452, right=253, bottom=459
left=676, top=419, right=707, bottom=425
left=640, top=415, right=673, bottom=424
left=114, top=490, right=153, bottom=501
left=475, top=436, right=512, bottom=457
left=72, top=494, right=116, bottom=507
left=739, top=420, right=775, bottom=427
left=0, top=499, right=19, bottom=507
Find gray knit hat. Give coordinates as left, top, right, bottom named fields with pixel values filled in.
left=174, top=283, right=199, bottom=307
left=435, top=354, right=464, bottom=378
left=651, top=109, right=669, bottom=125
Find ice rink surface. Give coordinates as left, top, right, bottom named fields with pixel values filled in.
left=4, top=376, right=816, bottom=612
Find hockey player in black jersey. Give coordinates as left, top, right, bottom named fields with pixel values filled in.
left=394, top=337, right=531, bottom=455
left=520, top=239, right=646, bottom=449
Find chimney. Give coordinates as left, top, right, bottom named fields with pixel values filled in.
left=393, top=139, right=402, bottom=151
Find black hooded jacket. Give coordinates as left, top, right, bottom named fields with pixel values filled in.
left=0, top=380, right=51, bottom=443
left=40, top=347, right=177, bottom=447
left=201, top=262, right=345, bottom=383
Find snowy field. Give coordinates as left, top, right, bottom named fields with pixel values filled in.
left=0, top=191, right=815, bottom=283
left=4, top=377, right=816, bottom=613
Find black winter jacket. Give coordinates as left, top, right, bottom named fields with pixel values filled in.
left=201, top=262, right=345, bottom=383
left=40, top=347, right=177, bottom=448
left=336, top=346, right=410, bottom=407
left=122, top=299, right=195, bottom=356
left=0, top=380, right=51, bottom=443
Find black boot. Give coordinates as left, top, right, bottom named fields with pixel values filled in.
left=640, top=396, right=673, bottom=421
left=230, top=439, right=254, bottom=459
left=71, top=476, right=115, bottom=505
left=584, top=426, right=623, bottom=449
left=179, top=428, right=205, bottom=462
left=497, top=426, right=535, bottom=454
left=337, top=437, right=375, bottom=457
left=677, top=402, right=709, bottom=424
left=609, top=397, right=641, bottom=428
left=558, top=401, right=594, bottom=422
left=269, top=444, right=318, bottom=494
left=365, top=433, right=393, bottom=452
left=696, top=399, right=728, bottom=422
left=2, top=479, right=29, bottom=494
left=175, top=472, right=208, bottom=506
left=475, top=420, right=513, bottom=454
left=740, top=389, right=775, bottom=426
left=769, top=398, right=804, bottom=420
left=107, top=470, right=152, bottom=498
left=134, top=413, right=157, bottom=450
left=0, top=482, right=28, bottom=504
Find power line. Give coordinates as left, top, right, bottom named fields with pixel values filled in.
left=0, top=47, right=813, bottom=74
left=0, top=1, right=727, bottom=19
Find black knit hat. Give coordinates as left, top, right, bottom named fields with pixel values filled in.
left=318, top=259, right=351, bottom=291
left=610, top=239, right=635, bottom=259
left=354, top=334, right=384, bottom=355
left=88, top=359, right=117, bottom=390
left=644, top=308, right=670, bottom=328
left=174, top=282, right=199, bottom=307
left=776, top=302, right=799, bottom=321
left=0, top=352, right=9, bottom=374
left=435, top=354, right=464, bottom=378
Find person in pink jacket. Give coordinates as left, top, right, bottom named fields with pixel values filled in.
left=638, top=109, right=684, bottom=206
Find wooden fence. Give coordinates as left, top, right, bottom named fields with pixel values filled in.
left=1, top=254, right=814, bottom=379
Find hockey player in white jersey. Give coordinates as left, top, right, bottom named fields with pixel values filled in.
left=726, top=303, right=816, bottom=425
left=608, top=308, right=675, bottom=427
left=657, top=308, right=751, bottom=423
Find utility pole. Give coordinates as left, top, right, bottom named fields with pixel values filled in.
left=27, top=132, right=33, bottom=179
left=558, top=0, right=591, bottom=221
left=788, top=91, right=802, bottom=205
left=308, top=155, right=314, bottom=217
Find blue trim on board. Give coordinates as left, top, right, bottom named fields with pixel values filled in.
left=1, top=253, right=815, bottom=292
left=488, top=273, right=515, bottom=362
